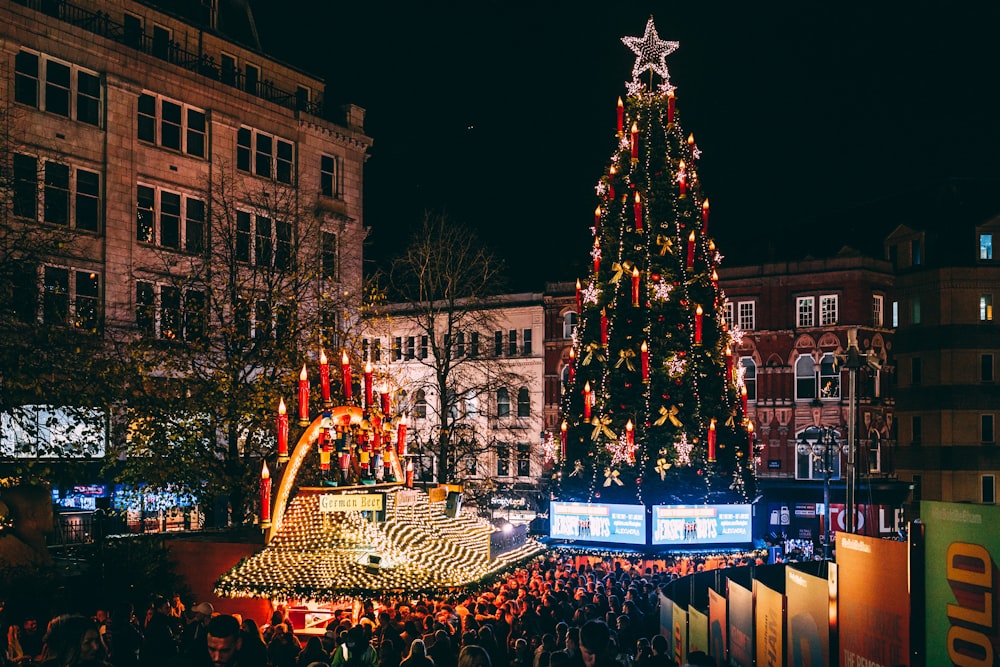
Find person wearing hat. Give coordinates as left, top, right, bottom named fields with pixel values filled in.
left=331, top=625, right=377, bottom=667
left=181, top=602, right=215, bottom=657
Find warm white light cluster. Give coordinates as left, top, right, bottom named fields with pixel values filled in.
left=215, top=488, right=546, bottom=601
left=674, top=434, right=694, bottom=465
left=621, top=17, right=679, bottom=87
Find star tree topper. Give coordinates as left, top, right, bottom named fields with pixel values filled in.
left=622, top=17, right=679, bottom=87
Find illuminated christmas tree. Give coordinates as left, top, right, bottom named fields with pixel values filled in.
left=558, top=17, right=755, bottom=505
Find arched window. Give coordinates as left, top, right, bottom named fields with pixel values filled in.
left=517, top=387, right=531, bottom=417
left=795, top=355, right=816, bottom=400
left=561, top=365, right=571, bottom=394
left=496, top=387, right=510, bottom=418
left=741, top=357, right=757, bottom=401
left=414, top=389, right=427, bottom=419
left=820, top=353, right=840, bottom=399
left=466, top=394, right=479, bottom=418
left=562, top=311, right=578, bottom=339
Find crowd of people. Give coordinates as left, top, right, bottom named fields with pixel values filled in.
left=1, top=552, right=765, bottom=667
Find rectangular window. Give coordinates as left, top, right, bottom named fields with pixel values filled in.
left=275, top=220, right=292, bottom=270
left=137, top=93, right=205, bottom=156
left=508, top=330, right=518, bottom=356
left=738, top=301, right=756, bottom=330
left=873, top=295, right=884, bottom=327
left=42, top=266, right=69, bottom=325
left=983, top=354, right=995, bottom=383
left=136, top=184, right=205, bottom=252
left=796, top=296, right=814, bottom=328
left=236, top=211, right=252, bottom=263
left=912, top=239, right=922, bottom=266
left=74, top=270, right=99, bottom=332
left=724, top=302, right=735, bottom=330
left=494, top=330, right=503, bottom=357
left=406, top=336, right=415, bottom=360
left=321, top=154, right=339, bottom=198
left=14, top=50, right=102, bottom=126
left=497, top=445, right=510, bottom=477
left=322, top=232, right=338, bottom=279
left=522, top=328, right=532, bottom=355
left=819, top=295, right=838, bottom=326
left=254, top=299, right=272, bottom=340
left=892, top=301, right=899, bottom=328
left=981, top=233, right=994, bottom=261
left=911, top=297, right=921, bottom=325
left=160, top=286, right=181, bottom=339
left=136, top=281, right=155, bottom=335
left=912, top=416, right=922, bottom=444
left=237, top=126, right=294, bottom=184
left=456, top=332, right=466, bottom=358
left=13, top=154, right=38, bottom=219
left=912, top=357, right=922, bottom=386
left=420, top=336, right=428, bottom=360
left=123, top=14, right=143, bottom=49
left=151, top=24, right=171, bottom=60
left=983, top=415, right=995, bottom=444
left=983, top=475, right=996, bottom=505
left=517, top=444, right=531, bottom=477
left=255, top=216, right=273, bottom=267
left=44, top=162, right=69, bottom=225
left=185, top=289, right=206, bottom=342
left=75, top=168, right=100, bottom=232
left=244, top=63, right=260, bottom=95
left=470, top=332, right=479, bottom=358
left=12, top=264, right=37, bottom=324
left=296, top=85, right=310, bottom=110
left=220, top=53, right=237, bottom=86
left=981, top=295, right=994, bottom=322
left=393, top=337, right=402, bottom=361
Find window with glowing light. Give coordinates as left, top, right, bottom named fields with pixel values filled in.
left=137, top=185, right=205, bottom=252
left=819, top=353, right=840, bottom=399
left=980, top=294, right=993, bottom=322
left=134, top=280, right=204, bottom=341
left=796, top=297, right=814, bottom=328
left=563, top=312, right=578, bottom=339
left=741, top=357, right=756, bottom=401
left=981, top=233, right=994, bottom=261
left=819, top=295, right=838, bottom=326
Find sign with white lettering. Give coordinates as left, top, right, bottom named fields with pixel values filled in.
left=652, top=504, right=752, bottom=545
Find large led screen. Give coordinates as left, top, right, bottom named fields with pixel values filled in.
left=652, top=504, right=753, bottom=545
left=549, top=501, right=646, bottom=545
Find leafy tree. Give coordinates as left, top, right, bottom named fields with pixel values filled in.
left=379, top=213, right=529, bottom=484
left=105, top=164, right=364, bottom=524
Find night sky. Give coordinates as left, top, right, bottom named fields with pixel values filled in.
left=252, top=2, right=1000, bottom=291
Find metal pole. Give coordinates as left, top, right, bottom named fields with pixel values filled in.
left=823, top=435, right=831, bottom=560
left=845, top=328, right=860, bottom=534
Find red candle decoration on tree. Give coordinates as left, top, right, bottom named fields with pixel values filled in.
left=687, top=230, right=696, bottom=270
left=641, top=341, right=649, bottom=382
left=397, top=416, right=408, bottom=457
left=405, top=459, right=414, bottom=488
left=364, top=361, right=374, bottom=408
left=747, top=421, right=755, bottom=458
left=695, top=305, right=704, bottom=344
left=297, top=364, right=310, bottom=426
left=600, top=309, right=609, bottom=346
left=707, top=419, right=717, bottom=462
left=630, top=121, right=639, bottom=160
left=340, top=351, right=352, bottom=402
left=593, top=236, right=601, bottom=275
left=560, top=420, right=568, bottom=459
left=608, top=165, right=616, bottom=199
left=319, top=349, right=331, bottom=406
left=381, top=389, right=391, bottom=416
left=725, top=345, right=734, bottom=384
left=575, top=278, right=583, bottom=313
left=711, top=269, right=719, bottom=292
left=687, top=133, right=696, bottom=155
left=667, top=89, right=676, bottom=124
left=260, top=461, right=271, bottom=529
left=741, top=385, right=748, bottom=415
left=276, top=398, right=289, bottom=463
left=568, top=347, right=576, bottom=382
left=701, top=198, right=710, bottom=234
left=583, top=382, right=592, bottom=420
left=678, top=160, right=687, bottom=197
left=594, top=205, right=602, bottom=228
left=633, top=191, right=643, bottom=232
left=616, top=96, right=624, bottom=134
left=631, top=266, right=640, bottom=307
left=625, top=419, right=634, bottom=447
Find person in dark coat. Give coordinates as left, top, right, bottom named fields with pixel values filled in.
left=139, top=597, right=177, bottom=667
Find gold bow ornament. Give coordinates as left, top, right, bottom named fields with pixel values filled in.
left=581, top=341, right=606, bottom=366
left=655, top=456, right=671, bottom=480
left=655, top=234, right=673, bottom=256
left=654, top=405, right=682, bottom=427
left=569, top=459, right=585, bottom=477
left=603, top=467, right=624, bottom=487
left=610, top=261, right=633, bottom=284
left=590, top=416, right=617, bottom=442
left=615, top=348, right=637, bottom=371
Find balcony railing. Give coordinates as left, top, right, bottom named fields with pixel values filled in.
left=14, top=0, right=325, bottom=117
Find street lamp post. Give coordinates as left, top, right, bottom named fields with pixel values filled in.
left=798, top=426, right=842, bottom=559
